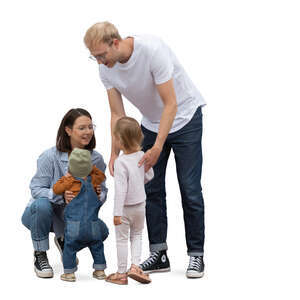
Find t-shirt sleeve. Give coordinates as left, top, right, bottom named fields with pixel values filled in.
left=99, top=67, right=114, bottom=90
left=150, top=41, right=174, bottom=85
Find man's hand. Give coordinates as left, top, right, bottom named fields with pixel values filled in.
left=109, top=154, right=118, bottom=177
left=138, top=146, right=162, bottom=172
left=114, top=216, right=122, bottom=226
left=64, top=190, right=74, bottom=204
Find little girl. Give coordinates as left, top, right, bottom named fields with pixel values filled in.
left=106, top=117, right=154, bottom=285
left=53, top=148, right=109, bottom=282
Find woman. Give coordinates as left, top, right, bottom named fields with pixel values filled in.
left=21, top=108, right=108, bottom=278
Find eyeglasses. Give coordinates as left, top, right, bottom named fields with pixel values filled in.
left=89, top=53, right=107, bottom=63
left=74, top=124, right=96, bottom=132
left=88, top=41, right=113, bottom=63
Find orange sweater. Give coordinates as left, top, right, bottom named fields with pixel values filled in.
left=53, top=166, right=106, bottom=197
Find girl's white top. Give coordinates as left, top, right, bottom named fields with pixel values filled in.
left=113, top=151, right=154, bottom=216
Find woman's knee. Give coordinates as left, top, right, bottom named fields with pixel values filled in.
left=30, top=198, right=53, bottom=219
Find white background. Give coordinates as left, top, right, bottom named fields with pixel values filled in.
left=0, top=0, right=299, bottom=299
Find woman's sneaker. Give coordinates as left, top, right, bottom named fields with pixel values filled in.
left=186, top=256, right=205, bottom=278
left=139, top=250, right=170, bottom=274
left=34, top=251, right=53, bottom=278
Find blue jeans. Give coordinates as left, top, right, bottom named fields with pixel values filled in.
left=21, top=198, right=54, bottom=251
left=142, top=106, right=205, bottom=256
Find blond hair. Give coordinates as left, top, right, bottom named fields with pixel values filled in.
left=84, top=21, right=122, bottom=49
left=114, top=117, right=144, bottom=152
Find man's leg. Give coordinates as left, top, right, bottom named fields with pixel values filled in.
left=170, top=107, right=205, bottom=278
left=141, top=125, right=171, bottom=251
left=171, top=107, right=205, bottom=255
left=140, top=126, right=171, bottom=273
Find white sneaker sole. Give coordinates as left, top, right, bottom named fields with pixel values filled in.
left=143, top=267, right=171, bottom=274
left=186, top=270, right=204, bottom=278
left=34, top=266, right=53, bottom=278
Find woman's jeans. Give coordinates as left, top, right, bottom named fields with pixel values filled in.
left=21, top=198, right=54, bottom=251
left=142, top=106, right=205, bottom=256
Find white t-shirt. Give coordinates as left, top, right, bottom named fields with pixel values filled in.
left=113, top=151, right=154, bottom=216
left=99, top=35, right=206, bottom=133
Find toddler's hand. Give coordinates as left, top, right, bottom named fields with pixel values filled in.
left=114, top=216, right=122, bottom=226
left=65, top=172, right=72, bottom=177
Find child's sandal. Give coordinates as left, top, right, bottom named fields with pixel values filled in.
left=128, top=265, right=151, bottom=284
left=106, top=272, right=128, bottom=285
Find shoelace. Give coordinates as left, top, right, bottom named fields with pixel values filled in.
left=188, top=256, right=202, bottom=270
left=140, top=251, right=160, bottom=268
left=36, top=252, right=51, bottom=270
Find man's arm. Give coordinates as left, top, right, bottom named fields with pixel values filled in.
left=107, top=88, right=126, bottom=176
left=139, top=79, right=177, bottom=171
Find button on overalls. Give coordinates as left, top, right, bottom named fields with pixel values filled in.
left=63, top=176, right=109, bottom=273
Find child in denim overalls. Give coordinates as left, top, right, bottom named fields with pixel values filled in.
left=53, top=148, right=109, bottom=282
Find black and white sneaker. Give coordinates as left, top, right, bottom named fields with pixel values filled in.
left=186, top=256, right=205, bottom=278
left=140, top=250, right=170, bottom=274
left=34, top=251, right=53, bottom=278
left=54, top=236, right=79, bottom=265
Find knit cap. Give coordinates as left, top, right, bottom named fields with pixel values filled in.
left=68, top=148, right=92, bottom=178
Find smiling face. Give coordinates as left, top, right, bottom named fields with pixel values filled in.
left=90, top=40, right=120, bottom=68
left=65, top=116, right=94, bottom=149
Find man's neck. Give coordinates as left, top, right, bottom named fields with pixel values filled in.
left=119, top=37, right=134, bottom=64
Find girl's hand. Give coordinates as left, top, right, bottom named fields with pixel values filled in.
left=114, top=216, right=122, bottom=225
left=64, top=190, right=74, bottom=204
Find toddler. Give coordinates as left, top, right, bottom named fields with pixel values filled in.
left=53, top=148, right=108, bottom=282
left=106, top=117, right=154, bottom=285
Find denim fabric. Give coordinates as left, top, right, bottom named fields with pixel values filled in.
left=63, top=176, right=109, bottom=273
left=21, top=198, right=55, bottom=251
left=142, top=106, right=205, bottom=256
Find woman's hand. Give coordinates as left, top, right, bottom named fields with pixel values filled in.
left=64, top=190, right=74, bottom=204
left=114, top=216, right=122, bottom=226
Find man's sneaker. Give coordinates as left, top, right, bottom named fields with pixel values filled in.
left=54, top=236, right=79, bottom=265
left=34, top=251, right=53, bottom=278
left=140, top=250, right=170, bottom=274
left=186, top=256, right=205, bottom=278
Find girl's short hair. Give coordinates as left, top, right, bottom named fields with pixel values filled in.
left=84, top=21, right=122, bottom=50
left=114, top=117, right=144, bottom=152
left=56, top=108, right=96, bottom=152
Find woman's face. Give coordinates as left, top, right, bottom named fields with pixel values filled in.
left=65, top=116, right=94, bottom=149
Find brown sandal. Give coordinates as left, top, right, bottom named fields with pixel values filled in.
left=106, top=272, right=128, bottom=285
left=128, top=265, right=151, bottom=284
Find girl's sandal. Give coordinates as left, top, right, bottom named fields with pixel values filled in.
left=105, top=272, right=128, bottom=285
left=128, top=265, right=151, bottom=284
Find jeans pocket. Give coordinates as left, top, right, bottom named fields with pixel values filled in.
left=66, top=221, right=80, bottom=239
left=92, top=219, right=109, bottom=241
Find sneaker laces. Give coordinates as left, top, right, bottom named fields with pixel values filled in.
left=35, top=252, right=51, bottom=270
left=140, top=251, right=160, bottom=268
left=188, top=256, right=202, bottom=270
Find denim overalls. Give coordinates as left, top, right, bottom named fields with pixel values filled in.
left=63, top=176, right=109, bottom=274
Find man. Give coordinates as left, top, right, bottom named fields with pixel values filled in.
left=84, top=21, right=206, bottom=278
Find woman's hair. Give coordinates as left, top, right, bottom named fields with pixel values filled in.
left=56, top=108, right=96, bottom=152
left=114, top=117, right=144, bottom=152
left=84, top=21, right=122, bottom=50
